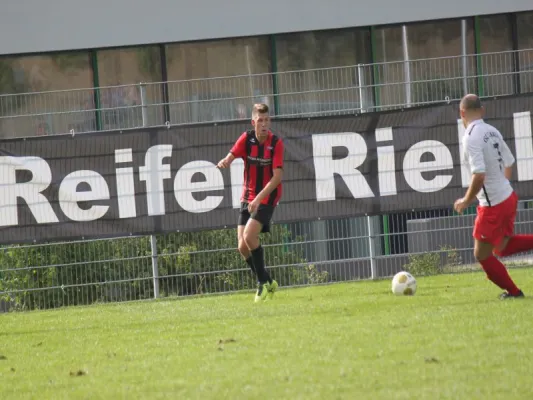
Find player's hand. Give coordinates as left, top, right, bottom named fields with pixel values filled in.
left=248, top=199, right=260, bottom=215
left=454, top=198, right=468, bottom=214
left=216, top=158, right=229, bottom=169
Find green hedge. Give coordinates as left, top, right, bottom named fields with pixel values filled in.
left=0, top=225, right=317, bottom=311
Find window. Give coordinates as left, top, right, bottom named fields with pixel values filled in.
left=275, top=29, right=371, bottom=116
left=0, top=52, right=94, bottom=139
left=517, top=12, right=533, bottom=94
left=373, top=26, right=404, bottom=109
left=97, top=46, right=164, bottom=130
left=374, top=19, right=475, bottom=109
left=477, top=14, right=514, bottom=97
left=408, top=19, right=475, bottom=105
left=165, top=37, right=272, bottom=124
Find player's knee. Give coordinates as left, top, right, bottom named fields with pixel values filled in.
left=474, top=248, right=490, bottom=262
left=238, top=240, right=249, bottom=256
left=243, top=231, right=258, bottom=249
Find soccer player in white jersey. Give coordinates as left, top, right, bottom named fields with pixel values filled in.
left=454, top=94, right=533, bottom=299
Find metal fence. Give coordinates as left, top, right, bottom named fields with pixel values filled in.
left=2, top=206, right=533, bottom=312
left=1, top=49, right=533, bottom=312
left=1, top=49, right=532, bottom=139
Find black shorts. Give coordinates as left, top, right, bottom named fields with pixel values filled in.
left=238, top=202, right=275, bottom=233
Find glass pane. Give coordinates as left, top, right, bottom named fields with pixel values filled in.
left=97, top=46, right=164, bottom=130
left=374, top=19, right=475, bottom=110
left=275, top=29, right=371, bottom=116
left=408, top=19, right=475, bottom=105
left=0, top=52, right=95, bottom=139
left=477, top=15, right=515, bottom=97
left=166, top=37, right=273, bottom=124
left=374, top=26, right=405, bottom=109
left=517, top=12, right=533, bottom=94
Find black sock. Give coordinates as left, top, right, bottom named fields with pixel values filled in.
left=245, top=256, right=257, bottom=276
left=251, top=245, right=271, bottom=284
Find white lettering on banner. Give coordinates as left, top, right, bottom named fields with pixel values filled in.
left=403, top=140, right=454, bottom=193
left=2, top=111, right=532, bottom=229
left=456, top=119, right=470, bottom=188
left=230, top=159, right=244, bottom=209
left=0, top=156, right=59, bottom=227
left=115, top=149, right=137, bottom=219
left=375, top=127, right=397, bottom=196
left=377, top=145, right=397, bottom=196
left=513, top=111, right=533, bottom=182
left=139, top=145, right=173, bottom=216
left=312, top=132, right=374, bottom=201
left=174, top=160, right=225, bottom=213
left=58, top=170, right=110, bottom=221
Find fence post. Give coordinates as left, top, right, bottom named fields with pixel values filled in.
left=401, top=25, right=412, bottom=106
left=139, top=82, right=160, bottom=299
left=150, top=235, right=160, bottom=299
left=139, top=82, right=148, bottom=127
left=357, top=64, right=366, bottom=113
left=461, top=19, right=469, bottom=95
left=367, top=215, right=377, bottom=280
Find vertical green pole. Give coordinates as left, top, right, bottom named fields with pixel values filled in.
left=474, top=16, right=485, bottom=97
left=457, top=16, right=484, bottom=216
left=370, top=26, right=381, bottom=111
left=270, top=35, right=280, bottom=116
left=510, top=13, right=521, bottom=95
left=370, top=26, right=391, bottom=256
left=159, top=44, right=171, bottom=124
left=270, top=34, right=288, bottom=251
left=90, top=50, right=103, bottom=131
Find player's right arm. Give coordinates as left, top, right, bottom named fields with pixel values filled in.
left=461, top=134, right=486, bottom=205
left=217, top=132, right=247, bottom=169
left=499, top=135, right=515, bottom=181
left=504, top=167, right=513, bottom=180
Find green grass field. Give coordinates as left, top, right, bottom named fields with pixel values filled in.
left=1, top=269, right=533, bottom=400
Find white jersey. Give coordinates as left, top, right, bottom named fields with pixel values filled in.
left=462, top=119, right=515, bottom=207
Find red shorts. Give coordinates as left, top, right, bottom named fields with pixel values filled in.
left=473, top=191, right=518, bottom=246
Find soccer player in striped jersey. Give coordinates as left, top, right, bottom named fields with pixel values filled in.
left=217, top=103, right=284, bottom=302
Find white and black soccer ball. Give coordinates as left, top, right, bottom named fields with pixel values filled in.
left=391, top=271, right=417, bottom=296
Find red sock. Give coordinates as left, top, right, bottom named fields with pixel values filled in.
left=479, top=256, right=521, bottom=295
left=497, top=234, right=533, bottom=257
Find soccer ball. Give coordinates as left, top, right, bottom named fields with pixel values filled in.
left=391, top=271, right=417, bottom=296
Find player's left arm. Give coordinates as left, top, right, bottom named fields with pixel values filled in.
left=253, top=140, right=284, bottom=204
left=462, top=136, right=486, bottom=206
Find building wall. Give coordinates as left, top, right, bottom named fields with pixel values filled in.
left=0, top=11, right=532, bottom=138
left=1, top=0, right=533, bottom=56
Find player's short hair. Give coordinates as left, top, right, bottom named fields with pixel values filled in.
left=460, top=94, right=482, bottom=111
left=252, top=103, right=269, bottom=117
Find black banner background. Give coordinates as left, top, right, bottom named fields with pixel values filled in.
left=1, top=94, right=533, bottom=244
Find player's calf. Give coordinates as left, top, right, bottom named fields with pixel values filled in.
left=238, top=240, right=256, bottom=277
left=475, top=240, right=523, bottom=297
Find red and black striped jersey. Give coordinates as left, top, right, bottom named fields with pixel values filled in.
left=230, top=130, right=284, bottom=206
